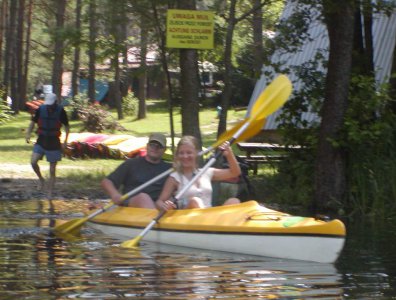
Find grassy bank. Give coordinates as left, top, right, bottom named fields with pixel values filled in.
left=1, top=101, right=261, bottom=195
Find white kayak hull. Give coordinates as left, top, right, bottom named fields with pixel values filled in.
left=89, top=222, right=344, bottom=263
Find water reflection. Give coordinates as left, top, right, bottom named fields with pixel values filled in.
left=0, top=198, right=394, bottom=298
left=0, top=229, right=343, bottom=299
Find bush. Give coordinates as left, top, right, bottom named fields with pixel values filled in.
left=0, top=101, right=12, bottom=124
left=122, top=92, right=138, bottom=117
left=0, top=89, right=13, bottom=125
left=67, top=93, right=125, bottom=133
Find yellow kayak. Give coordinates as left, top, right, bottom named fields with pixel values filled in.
left=88, top=200, right=346, bottom=263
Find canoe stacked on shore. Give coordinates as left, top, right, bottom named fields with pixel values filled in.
left=25, top=100, right=44, bottom=115
left=60, top=132, right=179, bottom=160
left=87, top=200, right=346, bottom=263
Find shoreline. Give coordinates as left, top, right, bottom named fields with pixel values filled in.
left=1, top=163, right=106, bottom=200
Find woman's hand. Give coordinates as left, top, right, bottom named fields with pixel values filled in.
left=157, top=199, right=176, bottom=211
left=219, top=141, right=232, bottom=156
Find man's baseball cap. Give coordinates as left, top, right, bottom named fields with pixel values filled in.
left=148, top=133, right=167, bottom=148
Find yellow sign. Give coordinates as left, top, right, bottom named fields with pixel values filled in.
left=166, top=9, right=214, bottom=49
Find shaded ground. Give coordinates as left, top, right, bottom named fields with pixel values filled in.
left=1, top=163, right=106, bottom=200
left=0, top=161, right=268, bottom=206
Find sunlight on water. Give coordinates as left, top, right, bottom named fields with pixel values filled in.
left=0, top=198, right=395, bottom=299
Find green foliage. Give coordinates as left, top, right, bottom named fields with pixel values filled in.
left=261, top=39, right=396, bottom=218
left=264, top=156, right=315, bottom=207
left=342, top=76, right=393, bottom=147
left=228, top=68, right=255, bottom=106
left=259, top=54, right=327, bottom=209
left=0, top=89, right=13, bottom=125
left=66, top=93, right=125, bottom=133
left=67, top=93, right=88, bottom=120
left=0, top=102, right=12, bottom=125
left=278, top=54, right=327, bottom=146
left=122, top=92, right=138, bottom=117
left=343, top=76, right=396, bottom=218
left=268, top=3, right=316, bottom=56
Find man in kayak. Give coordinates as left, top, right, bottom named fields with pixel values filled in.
left=25, top=93, right=70, bottom=198
left=101, top=133, right=171, bottom=208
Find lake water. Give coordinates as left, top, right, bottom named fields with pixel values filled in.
left=0, top=198, right=395, bottom=299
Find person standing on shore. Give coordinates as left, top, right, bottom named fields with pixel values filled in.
left=26, top=93, right=70, bottom=198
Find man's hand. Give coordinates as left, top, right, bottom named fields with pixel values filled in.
left=111, top=194, right=123, bottom=205
left=26, top=121, right=34, bottom=144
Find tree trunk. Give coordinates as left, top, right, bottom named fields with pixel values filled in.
left=113, top=56, right=123, bottom=119
left=109, top=0, right=126, bottom=120
left=137, top=15, right=148, bottom=120
left=119, top=7, right=129, bottom=99
left=72, top=0, right=82, bottom=98
left=0, top=0, right=6, bottom=73
left=252, top=0, right=264, bottom=78
left=313, top=0, right=355, bottom=214
left=362, top=0, right=374, bottom=73
left=15, top=0, right=25, bottom=111
left=152, top=3, right=176, bottom=152
left=3, top=0, right=16, bottom=103
left=51, top=0, right=66, bottom=101
left=352, top=1, right=374, bottom=75
left=179, top=48, right=202, bottom=141
left=9, top=0, right=18, bottom=109
left=22, top=0, right=33, bottom=106
left=178, top=0, right=202, bottom=144
left=389, top=38, right=396, bottom=113
left=88, top=0, right=96, bottom=103
left=217, top=0, right=237, bottom=137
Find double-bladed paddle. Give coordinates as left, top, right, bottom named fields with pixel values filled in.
left=53, top=101, right=272, bottom=237
left=54, top=119, right=263, bottom=236
left=120, top=74, right=292, bottom=248
left=53, top=125, right=255, bottom=237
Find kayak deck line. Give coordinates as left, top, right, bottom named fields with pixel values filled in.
left=88, top=218, right=345, bottom=238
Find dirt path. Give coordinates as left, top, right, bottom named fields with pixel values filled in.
left=1, top=163, right=105, bottom=200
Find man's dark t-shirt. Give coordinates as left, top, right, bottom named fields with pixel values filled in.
left=107, top=156, right=171, bottom=201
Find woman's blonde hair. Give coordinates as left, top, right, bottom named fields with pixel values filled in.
left=173, top=135, right=199, bottom=172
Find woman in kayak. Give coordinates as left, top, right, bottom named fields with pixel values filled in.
left=156, top=135, right=241, bottom=211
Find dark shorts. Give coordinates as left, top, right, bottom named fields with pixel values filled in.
left=33, top=144, right=62, bottom=163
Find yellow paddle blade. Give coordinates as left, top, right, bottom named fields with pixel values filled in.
left=250, top=74, right=292, bottom=120
left=54, top=202, right=114, bottom=235
left=53, top=218, right=87, bottom=236
left=120, top=236, right=142, bottom=248
left=211, top=118, right=267, bottom=149
left=212, top=75, right=292, bottom=149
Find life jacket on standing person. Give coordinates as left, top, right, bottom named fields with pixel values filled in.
left=37, top=104, right=62, bottom=137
